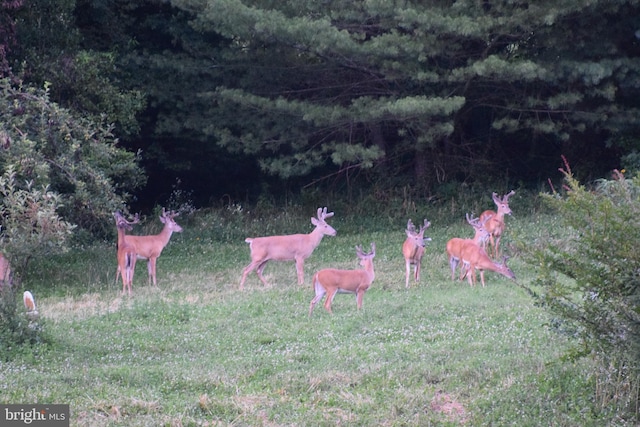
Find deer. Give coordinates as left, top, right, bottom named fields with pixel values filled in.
left=479, top=190, right=515, bottom=259
left=23, top=290, right=39, bottom=319
left=239, top=207, right=336, bottom=290
left=118, top=208, right=183, bottom=287
left=0, top=253, right=12, bottom=289
left=113, top=211, right=140, bottom=295
left=459, top=241, right=515, bottom=287
left=445, top=213, right=491, bottom=281
left=309, top=243, right=376, bottom=316
left=402, top=219, right=431, bottom=288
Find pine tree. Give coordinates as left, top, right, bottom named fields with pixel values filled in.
left=171, top=0, right=640, bottom=189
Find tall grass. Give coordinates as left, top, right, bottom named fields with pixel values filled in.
left=0, top=199, right=629, bottom=426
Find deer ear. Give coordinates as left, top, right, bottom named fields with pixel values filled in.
left=311, top=217, right=320, bottom=226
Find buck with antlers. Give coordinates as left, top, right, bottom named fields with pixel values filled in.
left=309, top=243, right=376, bottom=316
left=459, top=242, right=515, bottom=287
left=116, top=208, right=183, bottom=287
left=402, top=219, right=431, bottom=288
left=479, top=190, right=515, bottom=258
left=445, top=213, right=491, bottom=281
left=113, top=211, right=140, bottom=295
left=240, top=207, right=336, bottom=290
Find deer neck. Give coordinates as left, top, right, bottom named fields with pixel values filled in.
left=363, top=260, right=375, bottom=282
left=155, top=225, right=174, bottom=246
left=308, top=227, right=327, bottom=247
left=116, top=228, right=127, bottom=247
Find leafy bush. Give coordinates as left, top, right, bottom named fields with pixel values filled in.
left=0, top=78, right=146, bottom=238
left=524, top=159, right=640, bottom=419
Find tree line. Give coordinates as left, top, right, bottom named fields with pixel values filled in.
left=1, top=0, right=639, bottom=219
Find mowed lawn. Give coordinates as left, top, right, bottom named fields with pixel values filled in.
left=1, top=210, right=607, bottom=426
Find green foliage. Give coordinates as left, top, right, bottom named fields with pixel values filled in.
left=0, top=78, right=146, bottom=240
left=165, top=0, right=640, bottom=196
left=523, top=163, right=640, bottom=418
left=0, top=286, right=47, bottom=361
left=0, top=167, right=75, bottom=272
left=11, top=0, right=146, bottom=137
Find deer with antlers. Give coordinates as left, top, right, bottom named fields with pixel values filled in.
left=240, top=207, right=336, bottom=289
left=116, top=208, right=183, bottom=288
left=479, top=190, right=515, bottom=258
left=309, top=243, right=376, bottom=316
left=113, top=211, right=139, bottom=295
left=459, top=242, right=515, bottom=287
left=446, top=213, right=491, bottom=281
left=402, top=219, right=431, bottom=288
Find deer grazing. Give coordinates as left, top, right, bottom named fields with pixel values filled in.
left=113, top=211, right=140, bottom=295
left=118, top=208, right=183, bottom=287
left=402, top=219, right=431, bottom=288
left=459, top=242, right=515, bottom=287
left=479, top=190, right=515, bottom=258
left=445, top=213, right=491, bottom=281
left=309, top=243, right=376, bottom=316
left=240, top=207, right=336, bottom=290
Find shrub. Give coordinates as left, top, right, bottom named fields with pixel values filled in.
left=524, top=159, right=640, bottom=420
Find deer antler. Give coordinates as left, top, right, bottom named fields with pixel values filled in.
left=317, top=207, right=334, bottom=221
left=503, top=190, right=516, bottom=202
left=161, top=208, right=180, bottom=219
left=465, top=213, right=479, bottom=226
left=406, top=219, right=416, bottom=233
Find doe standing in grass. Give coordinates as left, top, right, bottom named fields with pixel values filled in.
left=240, top=207, right=336, bottom=289
left=309, top=243, right=376, bottom=316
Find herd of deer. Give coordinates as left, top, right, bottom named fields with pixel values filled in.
left=239, top=191, right=516, bottom=316
left=0, top=191, right=516, bottom=316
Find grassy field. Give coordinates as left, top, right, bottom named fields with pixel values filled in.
left=0, top=206, right=622, bottom=426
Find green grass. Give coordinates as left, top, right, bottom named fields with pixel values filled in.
left=0, top=209, right=625, bottom=426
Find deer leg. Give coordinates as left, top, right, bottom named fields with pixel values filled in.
left=479, top=269, right=486, bottom=287
left=295, top=257, right=305, bottom=285
left=468, top=265, right=477, bottom=287
left=324, top=289, right=338, bottom=314
left=405, top=260, right=411, bottom=288
left=414, top=261, right=421, bottom=282
left=356, top=289, right=365, bottom=310
left=309, top=281, right=326, bottom=317
left=459, top=261, right=469, bottom=281
left=149, top=257, right=158, bottom=286
left=494, top=235, right=501, bottom=258
left=449, top=256, right=459, bottom=281
left=255, top=261, right=270, bottom=286
left=240, top=261, right=259, bottom=289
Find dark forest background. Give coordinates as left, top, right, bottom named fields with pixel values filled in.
left=2, top=0, right=639, bottom=216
